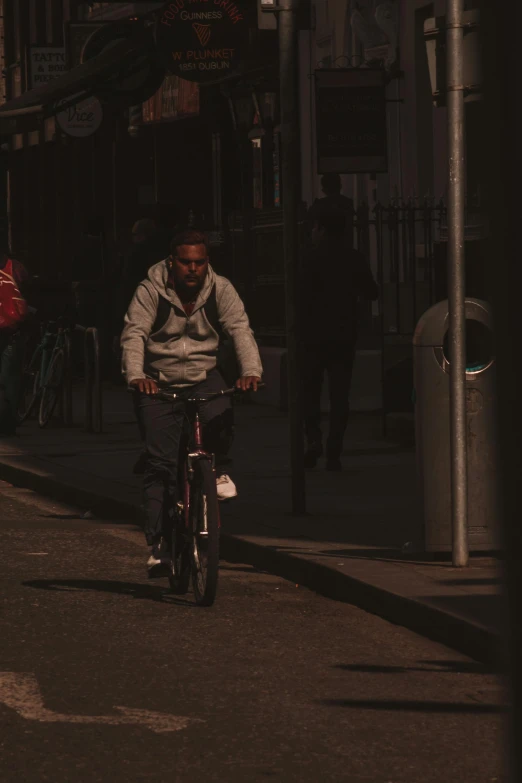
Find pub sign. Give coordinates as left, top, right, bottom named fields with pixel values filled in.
left=315, top=69, right=388, bottom=174
left=155, top=0, right=249, bottom=83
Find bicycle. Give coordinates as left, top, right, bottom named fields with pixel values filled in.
left=134, top=384, right=260, bottom=607
left=18, top=317, right=75, bottom=428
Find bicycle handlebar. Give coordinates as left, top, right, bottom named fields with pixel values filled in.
left=128, top=383, right=265, bottom=403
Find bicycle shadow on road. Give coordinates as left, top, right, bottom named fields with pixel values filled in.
left=334, top=660, right=489, bottom=674
left=22, top=578, right=200, bottom=608
left=318, top=698, right=506, bottom=714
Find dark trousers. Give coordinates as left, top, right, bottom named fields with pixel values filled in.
left=135, top=369, right=232, bottom=545
left=303, top=340, right=357, bottom=460
left=0, top=333, right=24, bottom=436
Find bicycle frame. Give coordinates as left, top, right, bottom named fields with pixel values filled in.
left=183, top=400, right=218, bottom=536
left=153, top=387, right=237, bottom=535
left=132, top=383, right=262, bottom=604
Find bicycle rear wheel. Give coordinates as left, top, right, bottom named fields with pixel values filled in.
left=190, top=459, right=220, bottom=607
left=18, top=348, right=42, bottom=423
left=38, top=349, right=65, bottom=428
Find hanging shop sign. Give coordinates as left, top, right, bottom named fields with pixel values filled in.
left=81, top=21, right=165, bottom=107
left=142, top=73, right=199, bottom=123
left=154, top=0, right=249, bottom=83
left=56, top=95, right=104, bottom=138
left=29, top=47, right=67, bottom=89
left=315, top=69, right=387, bottom=174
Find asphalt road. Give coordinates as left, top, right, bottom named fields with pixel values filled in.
left=0, top=482, right=507, bottom=783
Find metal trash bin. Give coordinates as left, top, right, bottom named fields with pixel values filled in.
left=413, top=298, right=500, bottom=551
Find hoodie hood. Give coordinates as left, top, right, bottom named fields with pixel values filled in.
left=147, top=258, right=216, bottom=313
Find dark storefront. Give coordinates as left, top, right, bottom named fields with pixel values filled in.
left=0, top=2, right=289, bottom=344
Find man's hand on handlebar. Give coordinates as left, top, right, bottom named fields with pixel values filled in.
left=130, top=378, right=159, bottom=395
left=236, top=376, right=262, bottom=392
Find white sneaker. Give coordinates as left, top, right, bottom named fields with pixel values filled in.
left=147, top=538, right=171, bottom=578
left=216, top=474, right=237, bottom=501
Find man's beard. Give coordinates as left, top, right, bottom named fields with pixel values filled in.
left=171, top=276, right=203, bottom=301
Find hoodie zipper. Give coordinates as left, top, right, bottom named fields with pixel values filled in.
left=162, top=273, right=213, bottom=383
left=182, top=315, right=189, bottom=382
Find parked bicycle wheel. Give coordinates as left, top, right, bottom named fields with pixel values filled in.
left=190, top=459, right=220, bottom=607
left=18, top=347, right=42, bottom=423
left=38, top=349, right=65, bottom=428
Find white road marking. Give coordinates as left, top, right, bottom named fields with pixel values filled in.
left=0, top=673, right=201, bottom=734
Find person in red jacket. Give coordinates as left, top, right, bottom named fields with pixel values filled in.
left=0, top=238, right=29, bottom=437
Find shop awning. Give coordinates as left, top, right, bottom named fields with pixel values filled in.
left=0, top=31, right=152, bottom=136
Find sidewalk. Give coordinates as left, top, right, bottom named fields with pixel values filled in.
left=0, top=385, right=503, bottom=665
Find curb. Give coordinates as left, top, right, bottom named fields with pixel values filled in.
left=220, top=536, right=502, bottom=668
left=0, top=457, right=502, bottom=668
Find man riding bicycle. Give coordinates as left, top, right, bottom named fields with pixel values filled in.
left=121, top=229, right=262, bottom=576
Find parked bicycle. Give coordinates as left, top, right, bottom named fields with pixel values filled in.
left=132, top=384, right=262, bottom=607
left=18, top=317, right=76, bottom=428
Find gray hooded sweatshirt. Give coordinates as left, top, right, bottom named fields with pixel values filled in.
left=121, top=260, right=263, bottom=387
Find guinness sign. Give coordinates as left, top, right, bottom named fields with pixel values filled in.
left=155, top=0, right=249, bottom=83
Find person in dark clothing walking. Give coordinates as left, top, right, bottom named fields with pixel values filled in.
left=301, top=211, right=378, bottom=471
left=307, top=173, right=355, bottom=241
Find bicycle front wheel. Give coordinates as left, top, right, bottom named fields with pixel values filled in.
left=38, top=349, right=65, bottom=428
left=190, top=459, right=220, bottom=607
left=169, top=507, right=191, bottom=595
left=18, top=347, right=42, bottom=424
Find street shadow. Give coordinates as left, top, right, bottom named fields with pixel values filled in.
left=334, top=660, right=490, bottom=674
left=23, top=578, right=199, bottom=608
left=440, top=577, right=502, bottom=586
left=419, top=593, right=502, bottom=630
left=320, top=698, right=506, bottom=713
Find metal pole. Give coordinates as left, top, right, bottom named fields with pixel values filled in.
left=278, top=0, right=306, bottom=514
left=446, top=0, right=468, bottom=567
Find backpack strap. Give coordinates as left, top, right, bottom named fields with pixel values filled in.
left=203, top=284, right=223, bottom=339
left=151, top=294, right=172, bottom=334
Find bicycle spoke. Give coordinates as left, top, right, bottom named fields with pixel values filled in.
left=190, top=460, right=219, bottom=606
